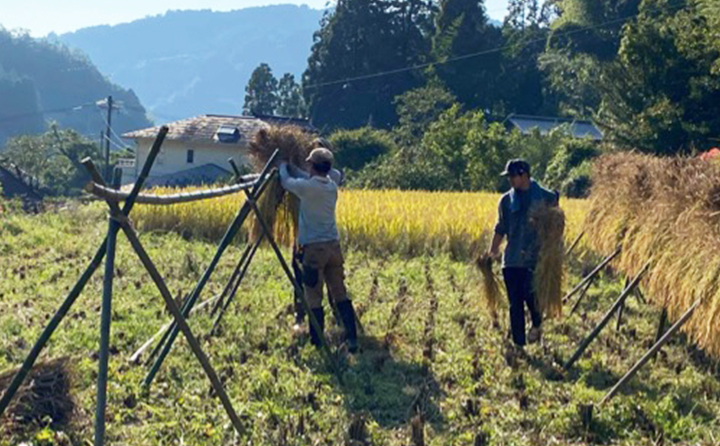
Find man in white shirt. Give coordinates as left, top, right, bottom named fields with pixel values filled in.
left=279, top=148, right=358, bottom=353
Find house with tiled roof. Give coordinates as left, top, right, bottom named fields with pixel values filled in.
left=121, top=114, right=314, bottom=187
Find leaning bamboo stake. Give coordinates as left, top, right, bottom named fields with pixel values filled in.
left=600, top=298, right=703, bottom=405
left=130, top=293, right=222, bottom=364
left=564, top=261, right=651, bottom=370
left=563, top=245, right=622, bottom=304
left=565, top=230, right=585, bottom=257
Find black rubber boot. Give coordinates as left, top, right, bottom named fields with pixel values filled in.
left=337, top=300, right=359, bottom=353
left=309, top=308, right=325, bottom=348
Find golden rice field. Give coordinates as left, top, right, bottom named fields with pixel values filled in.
left=132, top=187, right=587, bottom=260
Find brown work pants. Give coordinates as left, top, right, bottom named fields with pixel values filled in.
left=301, top=240, right=348, bottom=309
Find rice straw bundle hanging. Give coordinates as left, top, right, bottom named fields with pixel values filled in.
left=583, top=152, right=720, bottom=357
left=247, top=125, right=315, bottom=246
left=529, top=204, right=566, bottom=319
left=474, top=253, right=503, bottom=323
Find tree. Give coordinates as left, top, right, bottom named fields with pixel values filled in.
left=499, top=0, right=558, bottom=116
left=431, top=0, right=503, bottom=111
left=276, top=73, right=306, bottom=118
left=303, top=0, right=434, bottom=129
left=3, top=124, right=101, bottom=195
left=327, top=127, right=396, bottom=171
left=243, top=63, right=279, bottom=116
left=393, top=82, right=456, bottom=146
left=597, top=0, right=720, bottom=154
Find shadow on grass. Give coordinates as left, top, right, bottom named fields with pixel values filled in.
left=316, top=333, right=446, bottom=430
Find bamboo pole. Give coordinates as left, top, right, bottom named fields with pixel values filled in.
left=210, top=241, right=255, bottom=317
left=563, top=246, right=622, bottom=304
left=616, top=277, right=630, bottom=331
left=211, top=233, right=264, bottom=335
left=129, top=293, right=222, bottom=364
left=86, top=177, right=258, bottom=205
left=0, top=126, right=168, bottom=420
left=600, top=299, right=702, bottom=405
left=84, top=160, right=245, bottom=436
left=565, top=230, right=585, bottom=257
left=94, top=168, right=122, bottom=446
left=143, top=150, right=280, bottom=389
left=569, top=276, right=595, bottom=315
left=564, top=261, right=651, bottom=370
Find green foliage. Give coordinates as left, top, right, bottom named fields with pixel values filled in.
left=544, top=137, right=600, bottom=197
left=276, top=73, right=306, bottom=118
left=243, top=63, right=279, bottom=116
left=303, top=0, right=433, bottom=129
left=3, top=124, right=101, bottom=196
left=431, top=0, right=503, bottom=110
left=393, top=83, right=456, bottom=146
left=327, top=127, right=396, bottom=171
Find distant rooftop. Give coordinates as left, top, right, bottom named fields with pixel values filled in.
left=507, top=114, right=603, bottom=140
left=122, top=114, right=315, bottom=144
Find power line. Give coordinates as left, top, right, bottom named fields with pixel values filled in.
left=302, top=1, right=689, bottom=90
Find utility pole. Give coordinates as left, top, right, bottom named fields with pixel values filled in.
left=104, top=96, right=113, bottom=182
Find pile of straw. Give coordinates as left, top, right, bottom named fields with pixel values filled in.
left=475, top=254, right=503, bottom=322
left=583, top=152, right=720, bottom=357
left=247, top=125, right=315, bottom=246
left=0, top=358, right=75, bottom=431
left=530, top=204, right=566, bottom=319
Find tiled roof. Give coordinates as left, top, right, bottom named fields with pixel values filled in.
left=122, top=114, right=314, bottom=144
left=507, top=114, right=603, bottom=140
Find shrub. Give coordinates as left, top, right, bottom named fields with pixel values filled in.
left=327, top=127, right=397, bottom=171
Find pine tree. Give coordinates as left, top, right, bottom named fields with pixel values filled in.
left=243, top=63, right=279, bottom=116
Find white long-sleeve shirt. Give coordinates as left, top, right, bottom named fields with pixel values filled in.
left=279, top=163, right=340, bottom=246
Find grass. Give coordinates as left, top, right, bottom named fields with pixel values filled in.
left=0, top=204, right=719, bottom=445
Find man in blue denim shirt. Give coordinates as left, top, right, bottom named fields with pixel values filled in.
left=488, top=159, right=559, bottom=347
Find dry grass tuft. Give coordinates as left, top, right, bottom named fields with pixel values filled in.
left=584, top=152, right=720, bottom=357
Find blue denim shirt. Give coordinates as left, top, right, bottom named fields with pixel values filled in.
left=494, top=180, right=559, bottom=269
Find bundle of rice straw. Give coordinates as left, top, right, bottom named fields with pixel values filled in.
left=529, top=204, right=566, bottom=319
left=583, top=152, right=720, bottom=357
left=475, top=253, right=503, bottom=322
left=247, top=125, right=315, bottom=246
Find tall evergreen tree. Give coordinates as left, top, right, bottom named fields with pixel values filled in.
left=431, top=0, right=503, bottom=111
left=276, top=73, right=306, bottom=118
left=303, top=0, right=433, bottom=129
left=243, top=63, right=279, bottom=116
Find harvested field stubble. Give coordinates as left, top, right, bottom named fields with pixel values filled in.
left=583, top=152, right=720, bottom=357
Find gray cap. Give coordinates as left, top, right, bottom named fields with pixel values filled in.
left=306, top=147, right=334, bottom=165
left=500, top=159, right=531, bottom=177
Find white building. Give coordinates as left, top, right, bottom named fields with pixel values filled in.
left=121, top=114, right=313, bottom=187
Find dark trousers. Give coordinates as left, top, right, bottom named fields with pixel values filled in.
left=502, top=267, right=542, bottom=346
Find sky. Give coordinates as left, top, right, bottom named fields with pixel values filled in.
left=1, top=0, right=510, bottom=37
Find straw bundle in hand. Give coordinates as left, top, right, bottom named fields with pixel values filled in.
left=475, top=253, right=503, bottom=323
left=530, top=204, right=566, bottom=319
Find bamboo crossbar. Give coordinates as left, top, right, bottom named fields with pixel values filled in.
left=86, top=177, right=259, bottom=205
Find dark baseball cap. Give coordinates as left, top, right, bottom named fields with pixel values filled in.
left=500, top=159, right=531, bottom=177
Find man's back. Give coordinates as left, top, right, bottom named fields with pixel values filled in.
left=279, top=165, right=339, bottom=246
